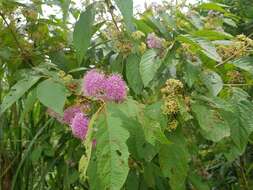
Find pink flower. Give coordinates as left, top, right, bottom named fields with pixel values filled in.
left=70, top=113, right=89, bottom=140
left=82, top=69, right=106, bottom=99
left=104, top=74, right=127, bottom=102
left=146, top=33, right=163, bottom=49
left=63, top=106, right=82, bottom=125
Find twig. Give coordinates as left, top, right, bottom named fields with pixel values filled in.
left=215, top=33, right=253, bottom=68
left=224, top=83, right=253, bottom=87
left=0, top=12, right=34, bottom=66
left=105, top=0, right=120, bottom=32
left=0, top=12, right=23, bottom=52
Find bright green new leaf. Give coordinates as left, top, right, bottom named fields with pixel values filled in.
left=198, top=3, right=229, bottom=13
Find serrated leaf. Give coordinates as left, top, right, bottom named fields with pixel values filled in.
left=224, top=88, right=253, bottom=160
left=95, top=103, right=130, bottom=190
left=232, top=56, right=253, bottom=75
left=177, top=35, right=222, bottom=62
left=126, top=54, right=143, bottom=94
left=183, top=61, right=200, bottom=88
left=37, top=79, right=68, bottom=115
left=192, top=103, right=230, bottom=142
left=140, top=49, right=161, bottom=87
left=202, top=70, right=223, bottom=96
left=0, top=75, right=41, bottom=115
left=73, top=5, right=95, bottom=64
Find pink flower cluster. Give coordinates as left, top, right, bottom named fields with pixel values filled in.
left=146, top=33, right=164, bottom=49
left=64, top=105, right=90, bottom=140
left=70, top=112, right=89, bottom=140
left=83, top=69, right=127, bottom=103
left=47, top=105, right=90, bottom=140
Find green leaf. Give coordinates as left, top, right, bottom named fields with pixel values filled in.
left=95, top=103, right=130, bottom=190
left=198, top=3, right=229, bottom=13
left=188, top=11, right=203, bottom=29
left=193, top=30, right=233, bottom=40
left=177, top=35, right=222, bottom=62
left=73, top=5, right=95, bottom=64
left=223, top=18, right=237, bottom=27
left=19, top=88, right=37, bottom=122
left=202, top=70, right=223, bottom=96
left=191, top=102, right=230, bottom=142
left=232, top=56, right=253, bottom=75
left=126, top=54, right=143, bottom=94
left=183, top=61, right=200, bottom=88
left=110, top=54, right=123, bottom=73
left=79, top=106, right=102, bottom=180
left=0, top=75, right=41, bottom=115
left=37, top=79, right=68, bottom=115
left=188, top=172, right=210, bottom=190
left=140, top=49, right=161, bottom=87
left=114, top=0, right=134, bottom=31
left=224, top=88, right=253, bottom=159
left=159, top=130, right=190, bottom=190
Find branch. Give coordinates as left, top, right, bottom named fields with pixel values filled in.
left=105, top=0, right=120, bottom=32
left=0, top=12, right=34, bottom=66
left=215, top=33, right=253, bottom=68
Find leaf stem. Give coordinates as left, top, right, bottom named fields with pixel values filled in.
left=215, top=33, right=253, bottom=68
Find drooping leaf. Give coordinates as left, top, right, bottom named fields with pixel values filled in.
left=232, top=56, right=253, bottom=75
left=114, top=0, right=134, bottom=31
left=223, top=88, right=253, bottom=160
left=0, top=75, right=41, bottom=115
left=73, top=5, right=95, bottom=64
left=37, top=79, right=68, bottom=115
left=159, top=130, right=190, bottom=190
left=95, top=103, right=130, bottom=190
left=191, top=102, right=230, bottom=142
left=140, top=49, right=162, bottom=87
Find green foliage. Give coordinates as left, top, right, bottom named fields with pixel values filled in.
left=1, top=0, right=253, bottom=189
left=140, top=49, right=161, bottom=87
left=37, top=79, right=68, bottom=115
left=73, top=4, right=95, bottom=64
